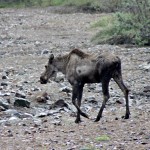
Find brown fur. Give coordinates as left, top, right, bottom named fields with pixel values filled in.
left=40, top=49, right=130, bottom=123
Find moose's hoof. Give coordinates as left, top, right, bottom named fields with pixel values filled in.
left=94, top=117, right=101, bottom=122
left=122, top=114, right=130, bottom=119
left=75, top=119, right=82, bottom=123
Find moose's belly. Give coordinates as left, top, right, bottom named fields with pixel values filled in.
left=76, top=65, right=101, bottom=83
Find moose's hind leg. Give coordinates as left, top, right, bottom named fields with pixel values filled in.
left=113, top=76, right=130, bottom=119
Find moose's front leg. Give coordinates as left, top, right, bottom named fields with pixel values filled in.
left=76, top=83, right=84, bottom=123
left=95, top=78, right=110, bottom=122
left=72, top=83, right=88, bottom=123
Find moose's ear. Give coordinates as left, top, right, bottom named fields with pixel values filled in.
left=49, top=54, right=54, bottom=63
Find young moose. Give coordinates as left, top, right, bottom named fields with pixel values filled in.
left=40, top=49, right=130, bottom=123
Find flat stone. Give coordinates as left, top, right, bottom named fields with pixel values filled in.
left=8, top=116, right=21, bottom=124
left=15, top=92, right=26, bottom=98
left=54, top=76, right=64, bottom=83
left=1, top=82, right=8, bottom=86
left=5, top=109, right=18, bottom=115
left=0, top=98, right=9, bottom=109
left=0, top=119, right=7, bottom=125
left=60, top=86, right=72, bottom=93
left=36, top=112, right=48, bottom=118
left=0, top=106, right=6, bottom=111
left=143, top=86, right=150, bottom=93
left=50, top=99, right=69, bottom=109
left=41, top=49, right=49, bottom=55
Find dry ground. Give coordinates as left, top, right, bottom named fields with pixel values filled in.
left=0, top=7, right=150, bottom=150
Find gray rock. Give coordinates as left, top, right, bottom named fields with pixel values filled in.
left=33, top=118, right=42, bottom=126
left=54, top=76, right=64, bottom=83
left=31, top=87, right=40, bottom=91
left=50, top=99, right=69, bottom=109
left=53, top=114, right=62, bottom=119
left=8, top=116, right=21, bottom=124
left=47, top=109, right=60, bottom=115
left=0, top=106, right=6, bottom=111
left=23, top=113, right=33, bottom=118
left=35, top=112, right=48, bottom=118
left=0, top=119, right=7, bottom=125
left=59, top=86, right=72, bottom=93
left=14, top=98, right=30, bottom=108
left=3, top=92, right=11, bottom=96
left=5, top=109, right=18, bottom=116
left=2, top=75, right=8, bottom=79
left=144, top=86, right=150, bottom=91
left=13, top=112, right=33, bottom=119
left=15, top=92, right=26, bottom=98
left=51, top=120, right=62, bottom=126
left=67, top=104, right=76, bottom=112
left=0, top=98, right=9, bottom=109
left=139, top=62, right=150, bottom=71
left=0, top=91, right=4, bottom=96
left=41, top=49, right=49, bottom=55
left=85, top=96, right=98, bottom=105
left=1, top=82, right=8, bottom=86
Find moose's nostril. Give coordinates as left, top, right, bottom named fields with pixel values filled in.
left=40, top=77, right=47, bottom=84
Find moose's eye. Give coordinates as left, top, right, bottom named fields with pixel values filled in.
left=45, top=65, right=47, bottom=69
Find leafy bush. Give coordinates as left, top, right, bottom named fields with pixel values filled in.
left=92, top=0, right=150, bottom=46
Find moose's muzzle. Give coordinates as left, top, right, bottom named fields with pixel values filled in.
left=40, top=76, right=48, bottom=84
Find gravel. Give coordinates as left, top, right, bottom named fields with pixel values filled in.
left=0, top=7, right=150, bottom=150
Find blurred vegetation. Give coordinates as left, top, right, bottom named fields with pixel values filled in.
left=0, top=0, right=149, bottom=46
left=0, top=0, right=127, bottom=10
left=92, top=0, right=150, bottom=46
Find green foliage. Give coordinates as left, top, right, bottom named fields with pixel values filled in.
left=95, top=135, right=110, bottom=141
left=92, top=0, right=150, bottom=46
left=91, top=14, right=120, bottom=44
left=0, top=0, right=123, bottom=11
left=80, top=146, right=99, bottom=150
left=91, top=15, right=115, bottom=28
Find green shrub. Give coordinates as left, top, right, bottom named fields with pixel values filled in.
left=92, top=0, right=150, bottom=46
left=95, top=135, right=110, bottom=141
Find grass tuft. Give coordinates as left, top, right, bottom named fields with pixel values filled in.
left=95, top=135, right=110, bottom=141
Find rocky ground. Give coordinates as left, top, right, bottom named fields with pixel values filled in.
left=0, top=7, right=150, bottom=150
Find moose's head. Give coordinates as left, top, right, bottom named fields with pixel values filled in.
left=40, top=54, right=57, bottom=84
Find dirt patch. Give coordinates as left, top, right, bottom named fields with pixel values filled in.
left=0, top=7, right=150, bottom=150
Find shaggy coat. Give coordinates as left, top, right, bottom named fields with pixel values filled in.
left=40, top=49, right=130, bottom=123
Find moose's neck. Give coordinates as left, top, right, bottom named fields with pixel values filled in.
left=54, top=54, right=68, bottom=75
